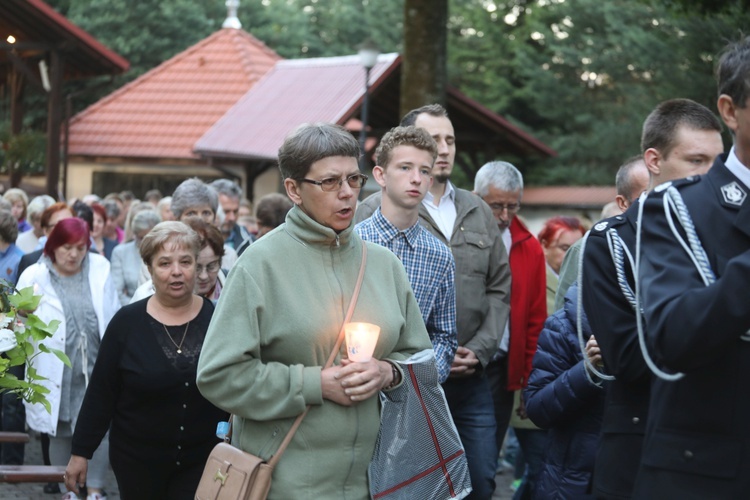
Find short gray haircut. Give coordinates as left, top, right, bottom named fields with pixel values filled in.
left=157, top=196, right=172, bottom=213
left=473, top=161, right=524, bottom=198
left=131, top=209, right=162, bottom=234
left=27, top=195, right=56, bottom=221
left=0, top=210, right=18, bottom=243
left=101, top=198, right=121, bottom=221
left=139, top=221, right=201, bottom=268
left=209, top=179, right=243, bottom=200
left=278, top=123, right=360, bottom=180
left=170, top=178, right=219, bottom=219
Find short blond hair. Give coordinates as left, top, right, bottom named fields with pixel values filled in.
left=139, top=221, right=201, bottom=268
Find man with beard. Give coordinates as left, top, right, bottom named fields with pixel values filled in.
left=355, top=104, right=511, bottom=499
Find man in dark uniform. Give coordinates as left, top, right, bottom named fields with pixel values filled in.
left=634, top=37, right=750, bottom=499
left=582, top=98, right=723, bottom=499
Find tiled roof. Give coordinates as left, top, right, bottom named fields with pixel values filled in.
left=194, top=53, right=400, bottom=161
left=67, top=28, right=281, bottom=160
left=522, top=186, right=616, bottom=208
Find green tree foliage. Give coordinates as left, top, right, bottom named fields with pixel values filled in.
left=38, top=0, right=404, bottom=117
left=237, top=0, right=404, bottom=59
left=448, top=0, right=750, bottom=185
left=11, top=0, right=750, bottom=186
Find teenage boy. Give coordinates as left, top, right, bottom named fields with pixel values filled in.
left=355, top=126, right=457, bottom=383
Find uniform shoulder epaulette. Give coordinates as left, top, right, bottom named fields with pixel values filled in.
left=590, top=214, right=627, bottom=235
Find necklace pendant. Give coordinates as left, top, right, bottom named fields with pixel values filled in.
left=177, top=348, right=182, bottom=354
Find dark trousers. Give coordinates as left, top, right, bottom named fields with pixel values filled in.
left=111, top=451, right=204, bottom=500
left=443, top=374, right=498, bottom=499
left=486, top=357, right=515, bottom=452
left=1, top=364, right=26, bottom=465
left=512, top=428, right=548, bottom=500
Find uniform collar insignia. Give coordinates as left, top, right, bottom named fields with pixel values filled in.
left=721, top=181, right=746, bottom=206
left=594, top=221, right=608, bottom=231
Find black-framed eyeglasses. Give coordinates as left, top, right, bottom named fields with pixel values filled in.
left=488, top=203, right=520, bottom=214
left=300, top=173, right=368, bottom=192
left=196, top=260, right=221, bottom=274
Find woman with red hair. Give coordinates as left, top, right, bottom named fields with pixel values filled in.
left=17, top=217, right=120, bottom=500
left=90, top=203, right=118, bottom=261
left=538, top=216, right=585, bottom=313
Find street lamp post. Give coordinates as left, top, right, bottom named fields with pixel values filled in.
left=357, top=41, right=379, bottom=170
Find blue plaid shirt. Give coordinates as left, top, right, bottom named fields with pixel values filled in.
left=355, top=208, right=457, bottom=382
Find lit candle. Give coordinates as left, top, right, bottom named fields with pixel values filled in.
left=344, top=322, right=380, bottom=362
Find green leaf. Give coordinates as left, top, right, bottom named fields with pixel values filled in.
left=9, top=286, right=41, bottom=312
left=45, top=347, right=71, bottom=368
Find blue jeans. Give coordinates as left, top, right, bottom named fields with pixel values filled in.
left=512, top=428, right=548, bottom=500
left=443, top=375, right=498, bottom=499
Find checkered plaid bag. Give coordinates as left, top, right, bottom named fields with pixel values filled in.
left=368, top=350, right=472, bottom=499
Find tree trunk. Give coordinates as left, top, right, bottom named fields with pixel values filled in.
left=400, top=0, right=448, bottom=118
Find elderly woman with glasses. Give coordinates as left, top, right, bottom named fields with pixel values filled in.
left=196, top=123, right=432, bottom=499
left=171, top=178, right=238, bottom=270
left=64, top=221, right=227, bottom=499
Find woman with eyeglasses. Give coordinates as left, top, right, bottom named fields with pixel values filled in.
left=64, top=221, right=228, bottom=499
left=129, top=218, right=227, bottom=304
left=196, top=123, right=432, bottom=499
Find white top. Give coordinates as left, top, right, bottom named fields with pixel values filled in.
left=725, top=146, right=750, bottom=189
left=16, top=229, right=39, bottom=254
left=498, top=225, right=512, bottom=354
left=422, top=181, right=457, bottom=240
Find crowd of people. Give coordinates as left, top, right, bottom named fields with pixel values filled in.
left=0, top=34, right=748, bottom=500
left=0, top=180, right=292, bottom=499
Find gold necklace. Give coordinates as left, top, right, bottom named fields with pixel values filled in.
left=163, top=321, right=190, bottom=354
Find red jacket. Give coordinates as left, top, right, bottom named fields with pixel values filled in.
left=506, top=217, right=548, bottom=390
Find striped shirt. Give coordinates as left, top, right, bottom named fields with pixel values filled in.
left=355, top=208, right=457, bottom=382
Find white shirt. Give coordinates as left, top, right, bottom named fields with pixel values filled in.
left=16, top=229, right=39, bottom=254
left=725, top=146, right=750, bottom=189
left=498, top=226, right=512, bottom=354
left=422, top=181, right=457, bottom=240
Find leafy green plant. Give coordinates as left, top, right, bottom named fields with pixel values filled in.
left=0, top=281, right=70, bottom=413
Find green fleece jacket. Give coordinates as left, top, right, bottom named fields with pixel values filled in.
left=196, top=206, right=432, bottom=500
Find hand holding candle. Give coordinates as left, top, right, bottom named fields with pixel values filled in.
left=345, top=322, right=380, bottom=362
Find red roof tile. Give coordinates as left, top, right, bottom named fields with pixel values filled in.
left=194, top=53, right=401, bottom=160
left=522, top=186, right=616, bottom=208
left=67, top=28, right=281, bottom=161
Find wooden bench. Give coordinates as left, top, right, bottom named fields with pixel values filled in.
left=0, top=464, right=66, bottom=483
left=0, top=432, right=31, bottom=443
left=0, top=432, right=65, bottom=483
